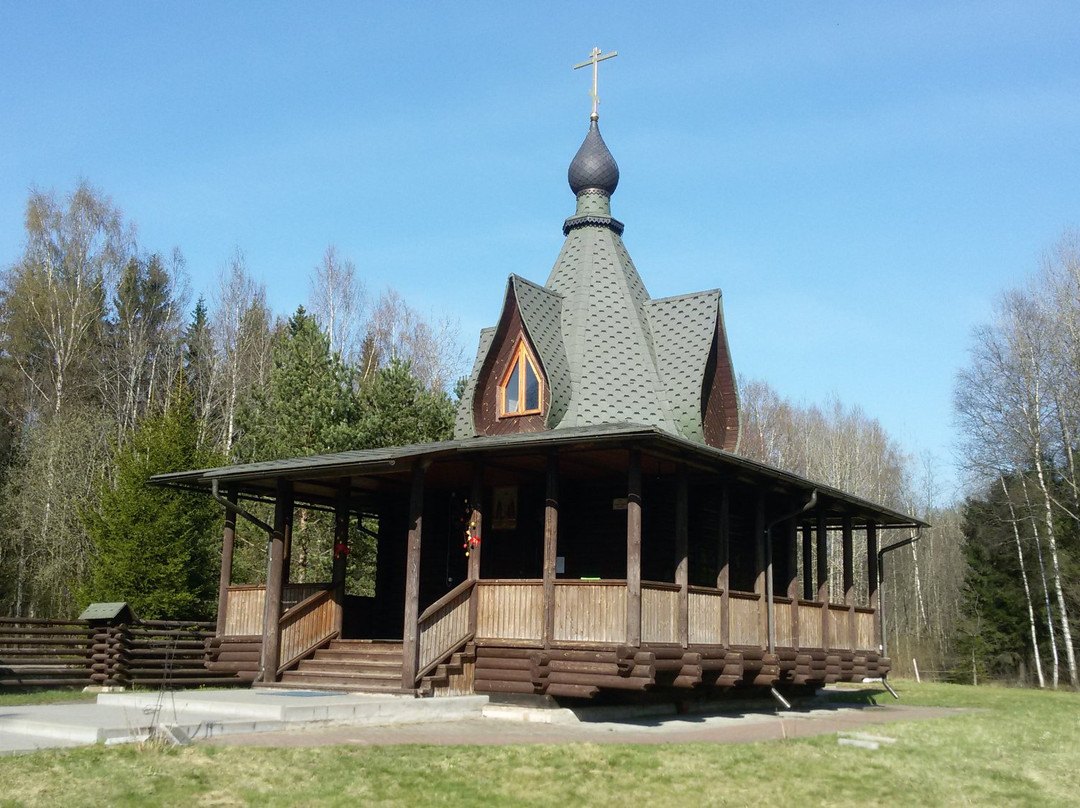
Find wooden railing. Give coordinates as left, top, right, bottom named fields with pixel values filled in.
left=829, top=604, right=850, bottom=649
left=465, top=578, right=876, bottom=655
left=855, top=607, right=875, bottom=651
left=798, top=600, right=824, bottom=648
left=641, top=582, right=679, bottom=644
left=773, top=597, right=794, bottom=647
left=277, top=585, right=341, bottom=673
left=729, top=591, right=763, bottom=645
left=476, top=580, right=543, bottom=642
left=554, top=581, right=626, bottom=643
left=688, top=587, right=724, bottom=644
left=223, top=582, right=333, bottom=636
left=417, top=580, right=474, bottom=680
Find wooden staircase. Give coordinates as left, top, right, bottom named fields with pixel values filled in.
left=272, top=640, right=407, bottom=693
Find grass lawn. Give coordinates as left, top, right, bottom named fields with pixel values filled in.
left=0, top=688, right=96, bottom=708
left=0, top=681, right=1077, bottom=807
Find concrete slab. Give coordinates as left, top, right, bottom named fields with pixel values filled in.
left=0, top=689, right=490, bottom=755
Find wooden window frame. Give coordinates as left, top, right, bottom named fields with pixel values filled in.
left=499, top=339, right=543, bottom=418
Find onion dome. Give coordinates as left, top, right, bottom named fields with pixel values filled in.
left=568, top=119, right=619, bottom=196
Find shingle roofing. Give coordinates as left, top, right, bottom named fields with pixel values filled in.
left=454, top=116, right=739, bottom=448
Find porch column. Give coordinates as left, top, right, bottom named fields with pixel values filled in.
left=787, top=518, right=800, bottom=650
left=467, top=463, right=484, bottom=582
left=842, top=515, right=855, bottom=649
left=542, top=455, right=559, bottom=648
left=816, top=511, right=829, bottom=650
left=215, top=485, right=237, bottom=636
left=754, top=491, right=766, bottom=649
left=675, top=467, right=689, bottom=648
left=626, top=449, right=642, bottom=647
left=262, top=477, right=292, bottom=683
left=332, top=478, right=351, bottom=635
left=866, top=520, right=880, bottom=647
left=401, top=461, right=427, bottom=690
left=467, top=463, right=484, bottom=637
left=717, top=484, right=730, bottom=647
left=801, top=523, right=814, bottom=600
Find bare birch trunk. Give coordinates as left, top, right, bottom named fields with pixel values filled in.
left=1001, top=475, right=1046, bottom=687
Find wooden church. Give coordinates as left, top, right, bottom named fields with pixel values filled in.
left=157, top=55, right=922, bottom=700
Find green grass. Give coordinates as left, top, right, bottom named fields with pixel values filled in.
left=0, top=688, right=96, bottom=707
left=1, top=681, right=1077, bottom=807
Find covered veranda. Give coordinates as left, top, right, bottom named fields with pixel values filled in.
left=154, top=424, right=924, bottom=696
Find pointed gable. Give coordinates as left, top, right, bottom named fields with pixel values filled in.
left=456, top=114, right=741, bottom=450
left=647, top=290, right=740, bottom=451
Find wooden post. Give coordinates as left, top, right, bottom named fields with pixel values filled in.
left=675, top=467, right=689, bottom=648
left=866, top=519, right=880, bottom=648
left=262, top=477, right=292, bottom=683
left=801, top=523, right=814, bottom=600
left=816, top=510, right=830, bottom=650
left=787, top=518, right=800, bottom=650
left=215, top=486, right=237, bottom=636
left=401, top=461, right=427, bottom=690
left=842, top=515, right=855, bottom=650
left=542, top=455, right=559, bottom=648
left=467, top=463, right=484, bottom=637
left=626, top=449, right=642, bottom=647
left=718, top=484, right=730, bottom=647
left=754, top=491, right=766, bottom=649
left=331, top=478, right=350, bottom=636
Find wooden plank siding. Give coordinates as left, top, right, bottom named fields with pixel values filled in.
left=855, top=607, right=875, bottom=651
left=641, top=582, right=679, bottom=644
left=729, top=591, right=762, bottom=646
left=418, top=581, right=473, bottom=675
left=475, top=581, right=543, bottom=642
left=773, top=597, right=794, bottom=647
left=553, top=581, right=626, bottom=643
left=688, top=587, right=724, bottom=645
left=223, top=583, right=331, bottom=636
left=798, top=601, right=824, bottom=648
left=277, top=588, right=340, bottom=672
left=828, top=604, right=850, bottom=648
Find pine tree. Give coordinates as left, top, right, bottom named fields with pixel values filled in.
left=82, top=393, right=223, bottom=619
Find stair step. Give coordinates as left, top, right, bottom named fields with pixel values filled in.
left=280, top=671, right=402, bottom=688
left=297, top=660, right=400, bottom=674
left=313, top=650, right=403, bottom=663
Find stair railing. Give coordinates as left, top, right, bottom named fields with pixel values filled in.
left=276, top=585, right=341, bottom=675
left=416, top=579, right=475, bottom=683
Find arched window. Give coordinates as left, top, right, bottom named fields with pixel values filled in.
left=500, top=339, right=543, bottom=417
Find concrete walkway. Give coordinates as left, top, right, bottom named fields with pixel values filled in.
left=0, top=689, right=488, bottom=755
left=0, top=688, right=965, bottom=755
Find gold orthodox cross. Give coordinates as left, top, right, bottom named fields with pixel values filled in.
left=573, top=47, right=617, bottom=119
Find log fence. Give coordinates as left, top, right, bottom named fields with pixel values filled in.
left=1, top=616, right=249, bottom=689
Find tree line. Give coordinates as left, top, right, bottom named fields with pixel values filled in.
left=0, top=181, right=459, bottom=620
left=954, top=231, right=1080, bottom=688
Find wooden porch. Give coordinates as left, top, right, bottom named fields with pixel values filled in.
left=178, top=427, right=914, bottom=698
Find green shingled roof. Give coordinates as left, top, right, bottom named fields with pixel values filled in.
left=454, top=120, right=738, bottom=448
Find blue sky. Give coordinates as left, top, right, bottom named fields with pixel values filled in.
left=2, top=2, right=1079, bottom=502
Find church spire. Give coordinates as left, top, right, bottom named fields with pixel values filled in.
left=565, top=47, right=622, bottom=232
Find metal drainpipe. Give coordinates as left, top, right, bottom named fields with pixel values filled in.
left=211, top=479, right=279, bottom=681
left=877, top=526, right=922, bottom=699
